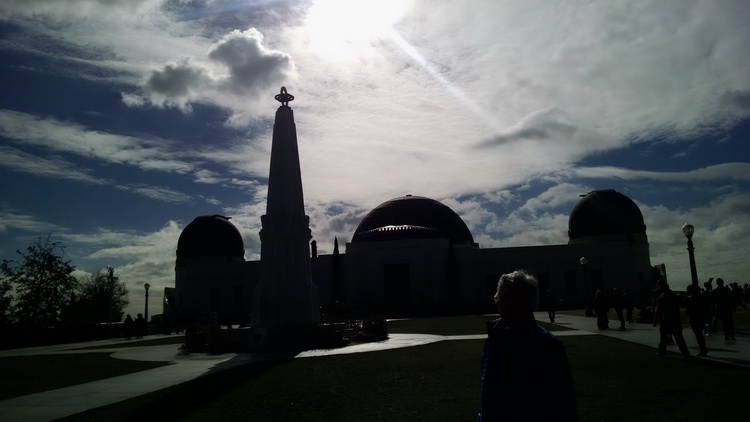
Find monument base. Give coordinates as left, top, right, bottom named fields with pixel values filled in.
left=231, top=324, right=345, bottom=352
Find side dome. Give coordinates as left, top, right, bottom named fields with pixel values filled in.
left=177, top=215, right=245, bottom=260
left=352, top=195, right=475, bottom=245
left=568, top=190, right=646, bottom=241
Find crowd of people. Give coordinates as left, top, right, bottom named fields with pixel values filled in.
left=583, top=277, right=743, bottom=360
left=122, top=313, right=147, bottom=339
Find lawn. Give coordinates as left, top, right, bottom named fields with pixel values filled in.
left=57, top=319, right=749, bottom=422
left=0, top=353, right=171, bottom=400
left=68, top=335, right=186, bottom=350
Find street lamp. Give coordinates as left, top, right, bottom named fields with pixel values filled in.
left=580, top=257, right=592, bottom=316
left=682, top=223, right=699, bottom=286
left=144, top=283, right=151, bottom=323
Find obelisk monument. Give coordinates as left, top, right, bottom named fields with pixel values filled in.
left=252, top=87, right=320, bottom=342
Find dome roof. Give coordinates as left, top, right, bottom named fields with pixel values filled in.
left=568, top=190, right=646, bottom=240
left=352, top=195, right=475, bottom=245
left=177, top=215, right=244, bottom=259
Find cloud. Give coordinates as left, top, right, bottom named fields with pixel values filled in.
left=128, top=27, right=296, bottom=121
left=117, top=185, right=193, bottom=203
left=573, top=163, right=750, bottom=183
left=474, top=108, right=578, bottom=148
left=0, top=146, right=108, bottom=185
left=0, top=110, right=195, bottom=174
left=53, top=220, right=185, bottom=312
left=722, top=90, right=750, bottom=114
left=0, top=210, right=66, bottom=233
left=143, top=57, right=213, bottom=112
left=208, top=28, right=295, bottom=95
left=0, top=0, right=161, bottom=18
left=640, top=192, right=750, bottom=288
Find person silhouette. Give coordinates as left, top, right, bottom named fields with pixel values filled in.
left=135, top=313, right=146, bottom=339
left=478, top=270, right=577, bottom=421
left=713, top=278, right=736, bottom=340
left=123, top=314, right=134, bottom=340
left=684, top=284, right=708, bottom=357
left=543, top=290, right=558, bottom=323
left=653, top=282, right=690, bottom=359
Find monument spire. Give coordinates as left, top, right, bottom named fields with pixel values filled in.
left=253, top=87, right=320, bottom=339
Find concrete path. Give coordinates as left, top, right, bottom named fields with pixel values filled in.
left=547, top=312, right=750, bottom=368
left=1, top=314, right=749, bottom=421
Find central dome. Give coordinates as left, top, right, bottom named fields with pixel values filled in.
left=352, top=195, right=475, bottom=245
left=177, top=215, right=245, bottom=260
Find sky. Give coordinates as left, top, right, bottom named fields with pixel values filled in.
left=1, top=0, right=749, bottom=319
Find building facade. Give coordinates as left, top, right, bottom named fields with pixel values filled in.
left=174, top=89, right=655, bottom=322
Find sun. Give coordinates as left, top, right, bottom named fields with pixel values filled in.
left=302, top=0, right=411, bottom=59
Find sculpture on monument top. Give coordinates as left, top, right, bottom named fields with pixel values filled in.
left=275, top=86, right=294, bottom=107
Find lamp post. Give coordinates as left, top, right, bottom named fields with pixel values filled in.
left=144, top=283, right=151, bottom=323
left=682, top=223, right=699, bottom=286
left=580, top=257, right=592, bottom=316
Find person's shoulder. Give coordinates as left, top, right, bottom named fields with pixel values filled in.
left=533, top=322, right=562, bottom=342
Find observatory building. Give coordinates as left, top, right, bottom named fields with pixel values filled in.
left=174, top=89, right=654, bottom=323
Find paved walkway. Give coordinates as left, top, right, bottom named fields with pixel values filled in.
left=2, top=314, right=749, bottom=421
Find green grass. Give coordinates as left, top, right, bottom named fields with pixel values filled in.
left=0, top=353, right=171, bottom=400
left=68, top=335, right=186, bottom=350
left=58, top=335, right=749, bottom=422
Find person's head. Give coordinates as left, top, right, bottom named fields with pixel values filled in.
left=687, top=284, right=698, bottom=295
left=716, top=278, right=724, bottom=287
left=494, top=269, right=538, bottom=320
left=137, top=313, right=143, bottom=318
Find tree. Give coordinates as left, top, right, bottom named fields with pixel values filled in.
left=63, top=267, right=129, bottom=324
left=0, top=276, right=12, bottom=325
left=0, top=236, right=78, bottom=327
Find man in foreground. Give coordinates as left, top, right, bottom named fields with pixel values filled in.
left=478, top=269, right=577, bottom=421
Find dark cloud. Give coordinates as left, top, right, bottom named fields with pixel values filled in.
left=474, top=108, right=577, bottom=148
left=723, top=90, right=750, bottom=113
left=207, top=28, right=293, bottom=95
left=145, top=58, right=209, bottom=98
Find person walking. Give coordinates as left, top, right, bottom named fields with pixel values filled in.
left=653, top=281, right=691, bottom=359
left=713, top=278, right=736, bottom=340
left=684, top=284, right=709, bottom=357
left=123, top=314, right=134, bottom=340
left=478, top=270, right=577, bottom=421
left=543, top=290, right=558, bottom=323
left=135, top=313, right=146, bottom=339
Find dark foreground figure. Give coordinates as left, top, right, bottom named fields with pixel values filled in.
left=479, top=269, right=577, bottom=421
left=653, top=281, right=690, bottom=358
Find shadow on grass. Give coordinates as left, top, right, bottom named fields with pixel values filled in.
left=0, top=353, right=171, bottom=400
left=53, top=334, right=750, bottom=422
left=58, top=356, right=293, bottom=421
left=58, top=341, right=484, bottom=422
left=66, top=335, right=186, bottom=351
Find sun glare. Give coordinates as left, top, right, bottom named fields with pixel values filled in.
left=303, top=0, right=410, bottom=59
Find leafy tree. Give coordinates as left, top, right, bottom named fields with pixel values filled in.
left=63, top=267, right=129, bottom=323
left=0, top=236, right=78, bottom=327
left=0, top=276, right=12, bottom=325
